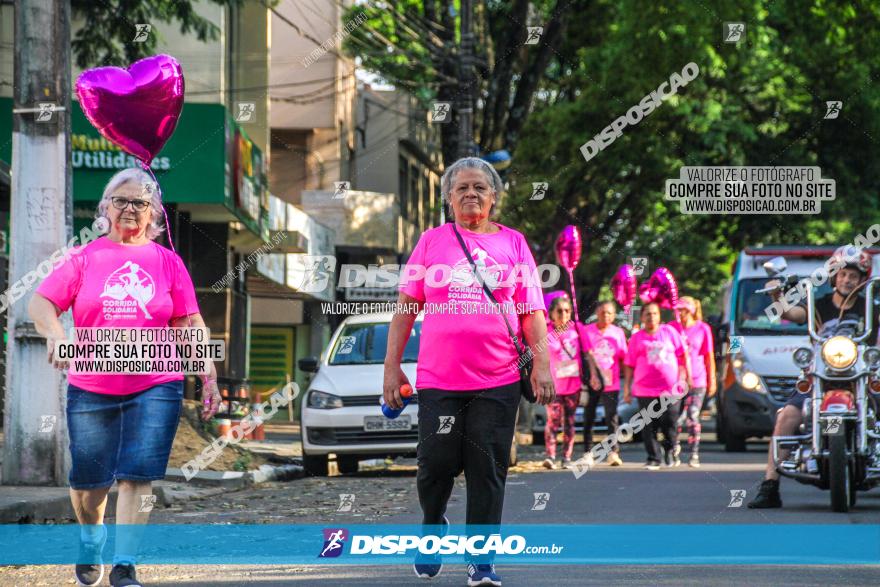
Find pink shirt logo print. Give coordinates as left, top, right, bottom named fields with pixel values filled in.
left=645, top=340, right=672, bottom=366
left=592, top=339, right=616, bottom=370
left=100, top=261, right=156, bottom=320
left=450, top=246, right=504, bottom=292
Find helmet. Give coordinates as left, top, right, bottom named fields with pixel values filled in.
left=829, top=245, right=872, bottom=286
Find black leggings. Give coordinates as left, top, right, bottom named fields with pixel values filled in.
left=415, top=382, right=519, bottom=526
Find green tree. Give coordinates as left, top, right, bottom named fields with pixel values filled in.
left=505, top=0, right=880, bottom=315
left=341, top=0, right=582, bottom=165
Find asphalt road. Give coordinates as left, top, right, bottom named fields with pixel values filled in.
left=4, top=430, right=879, bottom=586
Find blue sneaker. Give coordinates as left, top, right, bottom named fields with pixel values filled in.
left=413, top=515, right=449, bottom=579
left=467, top=563, right=502, bottom=586
left=75, top=525, right=106, bottom=587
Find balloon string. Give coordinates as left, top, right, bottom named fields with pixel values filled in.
left=567, top=268, right=580, bottom=323
left=141, top=161, right=175, bottom=253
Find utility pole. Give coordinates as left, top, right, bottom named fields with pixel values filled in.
left=3, top=0, right=73, bottom=485
left=457, top=0, right=475, bottom=159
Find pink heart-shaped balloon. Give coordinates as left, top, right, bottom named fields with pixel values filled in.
left=76, top=55, right=185, bottom=164
left=555, top=225, right=582, bottom=272
left=651, top=267, right=679, bottom=310
left=638, top=281, right=660, bottom=305
left=610, top=264, right=637, bottom=310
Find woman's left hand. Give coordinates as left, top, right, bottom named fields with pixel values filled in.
left=201, top=379, right=222, bottom=421
left=531, top=364, right=556, bottom=405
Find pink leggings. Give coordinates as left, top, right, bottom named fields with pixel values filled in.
left=544, top=393, right=579, bottom=459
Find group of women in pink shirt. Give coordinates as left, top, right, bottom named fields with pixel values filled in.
left=543, top=293, right=716, bottom=470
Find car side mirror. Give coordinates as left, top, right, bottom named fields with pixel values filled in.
left=298, top=356, right=319, bottom=373
left=762, top=256, right=787, bottom=277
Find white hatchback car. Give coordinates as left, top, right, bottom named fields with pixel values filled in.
left=298, top=311, right=422, bottom=475
left=298, top=311, right=519, bottom=475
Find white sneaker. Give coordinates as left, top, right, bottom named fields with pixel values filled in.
left=607, top=452, right=623, bottom=466
left=542, top=458, right=556, bottom=470
left=581, top=453, right=595, bottom=468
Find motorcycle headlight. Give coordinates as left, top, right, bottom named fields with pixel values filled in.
left=821, top=336, right=858, bottom=370
left=307, top=390, right=343, bottom=409
left=864, top=347, right=880, bottom=370
left=792, top=347, right=814, bottom=369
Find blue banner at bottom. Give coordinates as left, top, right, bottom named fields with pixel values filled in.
left=0, top=524, right=878, bottom=565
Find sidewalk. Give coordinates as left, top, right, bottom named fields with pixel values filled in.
left=0, top=421, right=304, bottom=523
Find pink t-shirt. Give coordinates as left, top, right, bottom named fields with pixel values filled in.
left=681, top=320, right=713, bottom=388
left=625, top=324, right=686, bottom=397
left=578, top=322, right=628, bottom=392
left=546, top=321, right=582, bottom=395
left=36, top=237, right=200, bottom=395
left=399, top=222, right=545, bottom=391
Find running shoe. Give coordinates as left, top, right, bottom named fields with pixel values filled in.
left=607, top=452, right=624, bottom=466
left=688, top=454, right=701, bottom=468
left=542, top=457, right=556, bottom=470
left=74, top=527, right=106, bottom=587
left=413, top=515, right=449, bottom=579
left=644, top=461, right=661, bottom=471
left=109, top=564, right=142, bottom=587
left=672, top=444, right=682, bottom=467
left=467, top=563, right=502, bottom=586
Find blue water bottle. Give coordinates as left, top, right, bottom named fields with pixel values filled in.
left=381, top=384, right=414, bottom=419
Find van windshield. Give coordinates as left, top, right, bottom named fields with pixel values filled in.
left=328, top=321, right=422, bottom=365
left=735, top=278, right=832, bottom=335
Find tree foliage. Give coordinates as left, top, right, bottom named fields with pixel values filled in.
left=346, top=0, right=880, bottom=315
left=342, top=0, right=581, bottom=164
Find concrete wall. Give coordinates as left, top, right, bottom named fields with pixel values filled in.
left=268, top=1, right=357, bottom=206
left=300, top=188, right=397, bottom=252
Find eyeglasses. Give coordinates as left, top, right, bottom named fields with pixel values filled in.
left=111, top=197, right=151, bottom=212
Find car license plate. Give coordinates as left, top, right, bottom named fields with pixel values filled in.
left=364, top=415, right=411, bottom=431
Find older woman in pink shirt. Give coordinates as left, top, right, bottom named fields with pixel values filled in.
left=28, top=168, right=221, bottom=587
left=624, top=303, right=689, bottom=470
left=383, top=157, right=553, bottom=586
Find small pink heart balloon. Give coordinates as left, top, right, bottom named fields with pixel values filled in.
left=638, top=280, right=660, bottom=305
left=554, top=225, right=582, bottom=272
left=610, top=264, right=637, bottom=310
left=76, top=54, right=185, bottom=164
left=651, top=267, right=679, bottom=310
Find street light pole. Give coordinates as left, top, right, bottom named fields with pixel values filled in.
left=457, top=0, right=475, bottom=160
left=3, top=0, right=73, bottom=485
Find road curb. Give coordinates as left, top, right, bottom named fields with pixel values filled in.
left=163, top=463, right=305, bottom=487
left=0, top=463, right=305, bottom=523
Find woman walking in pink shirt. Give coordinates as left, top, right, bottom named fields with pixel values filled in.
left=578, top=300, right=628, bottom=468
left=674, top=296, right=716, bottom=467
left=624, top=303, right=689, bottom=470
left=384, top=157, right=553, bottom=586
left=28, top=168, right=221, bottom=587
left=542, top=294, right=596, bottom=469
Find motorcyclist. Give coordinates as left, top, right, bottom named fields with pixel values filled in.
left=748, top=245, right=877, bottom=508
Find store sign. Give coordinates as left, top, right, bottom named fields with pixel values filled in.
left=71, top=134, right=171, bottom=171
left=232, top=128, right=265, bottom=223
left=0, top=98, right=226, bottom=205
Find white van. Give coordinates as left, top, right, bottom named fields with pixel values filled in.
left=716, top=246, right=880, bottom=450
